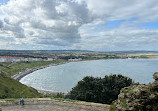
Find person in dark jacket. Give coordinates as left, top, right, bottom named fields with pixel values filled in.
left=19, top=98, right=24, bottom=105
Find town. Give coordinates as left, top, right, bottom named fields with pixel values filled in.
left=0, top=50, right=157, bottom=63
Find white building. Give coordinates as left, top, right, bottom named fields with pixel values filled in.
left=0, top=56, right=25, bottom=62
left=68, top=58, right=82, bottom=62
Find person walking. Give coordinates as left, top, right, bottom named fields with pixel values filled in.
left=19, top=98, right=24, bottom=105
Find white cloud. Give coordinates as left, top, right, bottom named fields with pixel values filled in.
left=0, top=0, right=158, bottom=50
left=78, top=27, right=158, bottom=51
left=0, top=0, right=90, bottom=47
left=83, top=0, right=158, bottom=22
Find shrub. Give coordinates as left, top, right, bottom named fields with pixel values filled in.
left=67, top=74, right=133, bottom=104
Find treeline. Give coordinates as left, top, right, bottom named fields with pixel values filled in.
left=66, top=74, right=133, bottom=104
left=58, top=54, right=121, bottom=60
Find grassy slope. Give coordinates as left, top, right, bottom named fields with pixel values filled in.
left=1, top=59, right=66, bottom=77
left=0, top=59, right=66, bottom=99
left=0, top=74, right=42, bottom=98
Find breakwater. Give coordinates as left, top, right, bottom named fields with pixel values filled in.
left=11, top=62, right=68, bottom=81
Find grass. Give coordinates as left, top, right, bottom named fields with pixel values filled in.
left=0, top=98, right=18, bottom=101
left=0, top=93, right=79, bottom=103
left=0, top=74, right=42, bottom=99
left=0, top=59, right=66, bottom=99
left=0, top=59, right=66, bottom=77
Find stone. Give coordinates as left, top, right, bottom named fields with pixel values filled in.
left=110, top=73, right=158, bottom=111
left=153, top=72, right=158, bottom=80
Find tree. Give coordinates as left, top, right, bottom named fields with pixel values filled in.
left=67, top=74, right=133, bottom=104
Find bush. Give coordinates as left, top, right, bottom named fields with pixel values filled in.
left=67, top=74, right=133, bottom=104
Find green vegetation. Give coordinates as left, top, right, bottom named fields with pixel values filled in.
left=0, top=74, right=42, bottom=99
left=44, top=92, right=65, bottom=99
left=43, top=93, right=79, bottom=102
left=0, top=59, right=66, bottom=99
left=58, top=54, right=121, bottom=60
left=110, top=78, right=158, bottom=111
left=110, top=73, right=158, bottom=111
left=0, top=59, right=66, bottom=77
left=67, top=74, right=133, bottom=104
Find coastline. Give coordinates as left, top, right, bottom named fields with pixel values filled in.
left=11, top=61, right=69, bottom=81
left=11, top=57, right=157, bottom=81
left=11, top=59, right=103, bottom=81
left=10, top=59, right=107, bottom=94
left=11, top=58, right=157, bottom=94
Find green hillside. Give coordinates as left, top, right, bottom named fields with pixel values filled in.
left=0, top=59, right=66, bottom=77
left=0, top=74, right=41, bottom=99
left=0, top=59, right=66, bottom=99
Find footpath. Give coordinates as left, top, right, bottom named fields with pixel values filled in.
left=0, top=98, right=110, bottom=111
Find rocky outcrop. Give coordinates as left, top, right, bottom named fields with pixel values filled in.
left=153, top=72, right=158, bottom=80
left=110, top=73, right=158, bottom=111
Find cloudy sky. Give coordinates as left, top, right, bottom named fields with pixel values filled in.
left=0, top=0, right=158, bottom=51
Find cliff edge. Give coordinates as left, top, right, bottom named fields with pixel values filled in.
left=110, top=72, right=158, bottom=111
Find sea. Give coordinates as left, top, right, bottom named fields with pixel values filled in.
left=20, top=59, right=158, bottom=93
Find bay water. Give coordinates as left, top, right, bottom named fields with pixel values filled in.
left=20, top=59, right=158, bottom=92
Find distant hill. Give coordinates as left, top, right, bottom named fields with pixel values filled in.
left=0, top=50, right=94, bottom=54
left=0, top=50, right=158, bottom=54
left=108, top=50, right=158, bottom=54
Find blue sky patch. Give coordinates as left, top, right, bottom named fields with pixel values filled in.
left=0, top=0, right=9, bottom=5
left=142, top=22, right=158, bottom=29
left=105, top=20, right=125, bottom=28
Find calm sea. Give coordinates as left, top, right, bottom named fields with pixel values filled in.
left=20, top=59, right=158, bottom=92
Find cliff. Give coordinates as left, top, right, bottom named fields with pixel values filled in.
left=110, top=72, right=158, bottom=111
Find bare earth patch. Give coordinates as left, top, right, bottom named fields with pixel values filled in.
left=1, top=98, right=110, bottom=111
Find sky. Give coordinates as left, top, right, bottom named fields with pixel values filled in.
left=0, top=0, right=158, bottom=51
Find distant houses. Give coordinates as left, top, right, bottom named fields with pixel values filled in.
left=0, top=56, right=82, bottom=62
left=0, top=56, right=55, bottom=62
left=68, top=58, right=82, bottom=62
left=0, top=56, right=25, bottom=62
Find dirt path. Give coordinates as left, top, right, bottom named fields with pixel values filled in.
left=0, top=98, right=110, bottom=111
left=2, top=104, right=103, bottom=111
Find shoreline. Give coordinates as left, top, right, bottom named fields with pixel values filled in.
left=11, top=59, right=109, bottom=94
left=11, top=57, right=157, bottom=81
left=11, top=61, right=69, bottom=81
left=11, top=59, right=105, bottom=81
left=11, top=58, right=157, bottom=94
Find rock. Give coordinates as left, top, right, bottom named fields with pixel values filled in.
left=153, top=72, right=158, bottom=80
left=110, top=73, right=158, bottom=111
